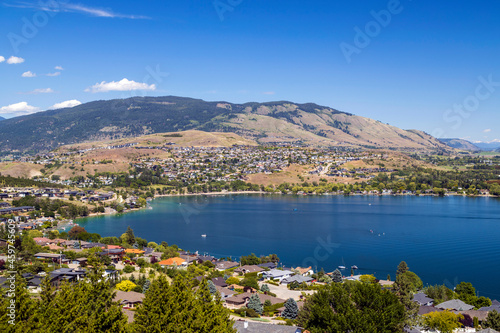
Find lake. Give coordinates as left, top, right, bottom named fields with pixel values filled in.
left=77, top=194, right=500, bottom=299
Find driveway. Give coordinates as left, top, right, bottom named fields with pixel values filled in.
left=259, top=281, right=315, bottom=301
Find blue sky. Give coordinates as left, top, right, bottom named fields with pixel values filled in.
left=1, top=0, right=499, bottom=142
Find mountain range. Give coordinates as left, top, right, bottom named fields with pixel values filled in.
left=0, top=96, right=451, bottom=154
left=438, top=138, right=482, bottom=152
left=473, top=141, right=500, bottom=151
left=439, top=138, right=500, bottom=152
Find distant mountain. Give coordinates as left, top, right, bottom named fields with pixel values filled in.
left=0, top=96, right=450, bottom=154
left=474, top=141, right=500, bottom=151
left=0, top=116, right=5, bottom=121
left=439, top=138, right=482, bottom=152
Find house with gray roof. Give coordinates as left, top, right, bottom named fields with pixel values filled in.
left=215, top=286, right=236, bottom=300
left=479, top=299, right=500, bottom=312
left=260, top=269, right=294, bottom=282
left=413, top=292, right=434, bottom=306
left=113, top=290, right=145, bottom=309
left=216, top=261, right=239, bottom=271
left=235, top=265, right=264, bottom=275
left=281, top=275, right=314, bottom=285
left=418, top=305, right=442, bottom=315
left=435, top=299, right=474, bottom=311
left=258, top=262, right=277, bottom=270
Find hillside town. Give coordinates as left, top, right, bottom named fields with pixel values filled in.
left=0, top=219, right=499, bottom=332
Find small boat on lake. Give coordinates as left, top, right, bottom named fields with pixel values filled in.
left=338, top=265, right=346, bottom=270
left=351, top=265, right=358, bottom=270
left=201, top=234, right=207, bottom=238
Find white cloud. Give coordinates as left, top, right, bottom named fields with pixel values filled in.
left=55, top=66, right=64, bottom=70
left=263, top=91, right=276, bottom=95
left=0, top=102, right=39, bottom=115
left=50, top=99, right=82, bottom=109
left=65, top=4, right=149, bottom=19
left=4, top=2, right=149, bottom=19
left=6, top=56, right=25, bottom=64
left=22, top=71, right=36, bottom=77
left=22, top=88, right=55, bottom=94
left=0, top=56, right=5, bottom=63
left=483, top=129, right=492, bottom=133
left=46, top=71, right=61, bottom=77
left=85, top=78, right=156, bottom=93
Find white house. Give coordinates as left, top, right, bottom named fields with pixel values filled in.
left=260, top=269, right=294, bottom=282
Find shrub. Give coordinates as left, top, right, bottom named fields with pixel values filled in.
left=116, top=280, right=137, bottom=292
left=234, top=307, right=259, bottom=318
left=225, top=277, right=240, bottom=285
left=123, top=265, right=135, bottom=274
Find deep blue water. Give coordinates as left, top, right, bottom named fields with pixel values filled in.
left=77, top=195, right=500, bottom=299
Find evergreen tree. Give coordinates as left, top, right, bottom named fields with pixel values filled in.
left=282, top=298, right=299, bottom=319
left=0, top=276, right=39, bottom=332
left=207, top=280, right=217, bottom=295
left=297, top=282, right=406, bottom=332
left=397, top=261, right=409, bottom=276
left=484, top=310, right=500, bottom=330
left=133, top=276, right=174, bottom=332
left=134, top=276, right=235, bottom=332
left=137, top=274, right=146, bottom=288
left=0, top=255, right=127, bottom=332
left=191, top=279, right=236, bottom=332
left=142, top=279, right=151, bottom=294
left=261, top=284, right=270, bottom=293
left=247, top=294, right=263, bottom=315
left=332, top=269, right=342, bottom=283
left=394, top=270, right=419, bottom=326
left=42, top=255, right=127, bottom=332
left=125, top=226, right=135, bottom=245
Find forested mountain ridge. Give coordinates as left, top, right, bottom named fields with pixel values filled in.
left=0, top=96, right=450, bottom=153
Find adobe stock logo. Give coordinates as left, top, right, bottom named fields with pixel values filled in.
left=339, top=0, right=409, bottom=64
left=432, top=75, right=499, bottom=139
left=301, top=235, right=340, bottom=270
left=213, top=0, right=244, bottom=21
left=7, top=0, right=70, bottom=54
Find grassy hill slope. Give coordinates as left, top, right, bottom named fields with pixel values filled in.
left=0, top=96, right=450, bottom=153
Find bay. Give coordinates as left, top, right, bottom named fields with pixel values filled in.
left=77, top=194, right=500, bottom=299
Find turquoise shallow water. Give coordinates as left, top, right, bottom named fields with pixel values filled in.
left=78, top=194, right=500, bottom=299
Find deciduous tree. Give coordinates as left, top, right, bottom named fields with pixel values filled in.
left=116, top=280, right=138, bottom=292
left=423, top=310, right=463, bottom=333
